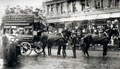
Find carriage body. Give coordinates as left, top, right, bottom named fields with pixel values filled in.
left=1, top=14, right=45, bottom=57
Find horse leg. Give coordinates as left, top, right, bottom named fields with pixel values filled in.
left=103, top=44, right=108, bottom=58
left=42, top=44, right=47, bottom=56
left=50, top=47, right=51, bottom=55
left=57, top=45, right=61, bottom=56
left=48, top=45, right=50, bottom=56
left=72, top=44, right=76, bottom=58
left=48, top=47, right=52, bottom=56
left=81, top=43, right=86, bottom=55
left=62, top=45, right=66, bottom=58
left=85, top=44, right=90, bottom=57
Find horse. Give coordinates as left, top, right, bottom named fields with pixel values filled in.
left=81, top=28, right=119, bottom=58
left=39, top=30, right=68, bottom=57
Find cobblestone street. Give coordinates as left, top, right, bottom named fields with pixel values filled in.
left=1, top=49, right=120, bottom=69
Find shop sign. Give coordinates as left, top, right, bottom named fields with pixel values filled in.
left=4, top=26, right=10, bottom=28
left=2, top=14, right=34, bottom=23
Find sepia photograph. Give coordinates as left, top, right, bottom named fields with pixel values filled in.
left=0, top=0, right=120, bottom=69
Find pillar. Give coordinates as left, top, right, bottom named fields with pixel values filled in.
left=76, top=0, right=82, bottom=12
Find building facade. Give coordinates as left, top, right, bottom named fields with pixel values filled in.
left=43, top=0, right=120, bottom=33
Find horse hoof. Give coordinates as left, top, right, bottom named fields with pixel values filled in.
left=43, top=54, right=47, bottom=57
left=63, top=56, right=66, bottom=58
left=103, top=55, right=108, bottom=59
left=72, top=56, right=76, bottom=58
left=57, top=55, right=61, bottom=57
left=87, top=56, right=90, bottom=58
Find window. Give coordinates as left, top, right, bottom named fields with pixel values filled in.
left=81, top=0, right=85, bottom=11
left=61, top=2, right=64, bottom=14
left=86, top=0, right=89, bottom=7
left=72, top=1, right=77, bottom=12
left=115, top=0, right=119, bottom=7
left=67, top=1, right=71, bottom=13
left=108, top=0, right=119, bottom=7
left=51, top=4, right=54, bottom=12
left=95, top=0, right=103, bottom=9
left=56, top=3, right=59, bottom=14
left=47, top=5, right=50, bottom=14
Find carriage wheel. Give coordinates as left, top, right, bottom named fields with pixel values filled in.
left=20, top=42, right=32, bottom=56
left=34, top=41, right=43, bottom=54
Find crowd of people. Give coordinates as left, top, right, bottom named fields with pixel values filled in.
left=4, top=28, right=33, bottom=35
left=5, top=5, right=45, bottom=17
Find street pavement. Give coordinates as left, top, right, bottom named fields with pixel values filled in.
left=1, top=49, right=120, bottom=69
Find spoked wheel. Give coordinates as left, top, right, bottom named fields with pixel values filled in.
left=20, top=42, right=32, bottom=56
left=34, top=41, right=43, bottom=54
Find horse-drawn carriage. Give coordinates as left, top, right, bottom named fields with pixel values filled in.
left=1, top=14, right=45, bottom=65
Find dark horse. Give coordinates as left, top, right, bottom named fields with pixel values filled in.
left=82, top=28, right=119, bottom=58
left=39, top=30, right=68, bottom=57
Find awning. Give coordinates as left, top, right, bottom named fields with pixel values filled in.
left=86, top=15, right=97, bottom=20
left=4, top=23, right=30, bottom=26
left=110, top=13, right=120, bottom=18
left=59, top=18, right=72, bottom=22
left=74, top=16, right=86, bottom=21
left=46, top=13, right=120, bottom=23
left=96, top=14, right=111, bottom=19
left=47, top=19, right=61, bottom=23
left=60, top=16, right=86, bottom=22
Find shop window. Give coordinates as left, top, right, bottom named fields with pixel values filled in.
left=95, top=0, right=103, bottom=9
left=108, top=0, right=119, bottom=8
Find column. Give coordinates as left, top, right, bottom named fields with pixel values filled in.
left=76, top=0, right=82, bottom=12
left=70, top=2, right=73, bottom=13
left=67, top=1, right=70, bottom=13
left=90, top=0, right=96, bottom=10
left=58, top=3, right=61, bottom=14
left=119, top=0, right=120, bottom=8
left=53, top=4, right=57, bottom=15
left=49, top=5, right=51, bottom=15
left=45, top=5, right=48, bottom=15
left=103, top=0, right=108, bottom=8
left=63, top=2, right=67, bottom=13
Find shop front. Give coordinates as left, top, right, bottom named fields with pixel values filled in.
left=46, top=12, right=120, bottom=34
